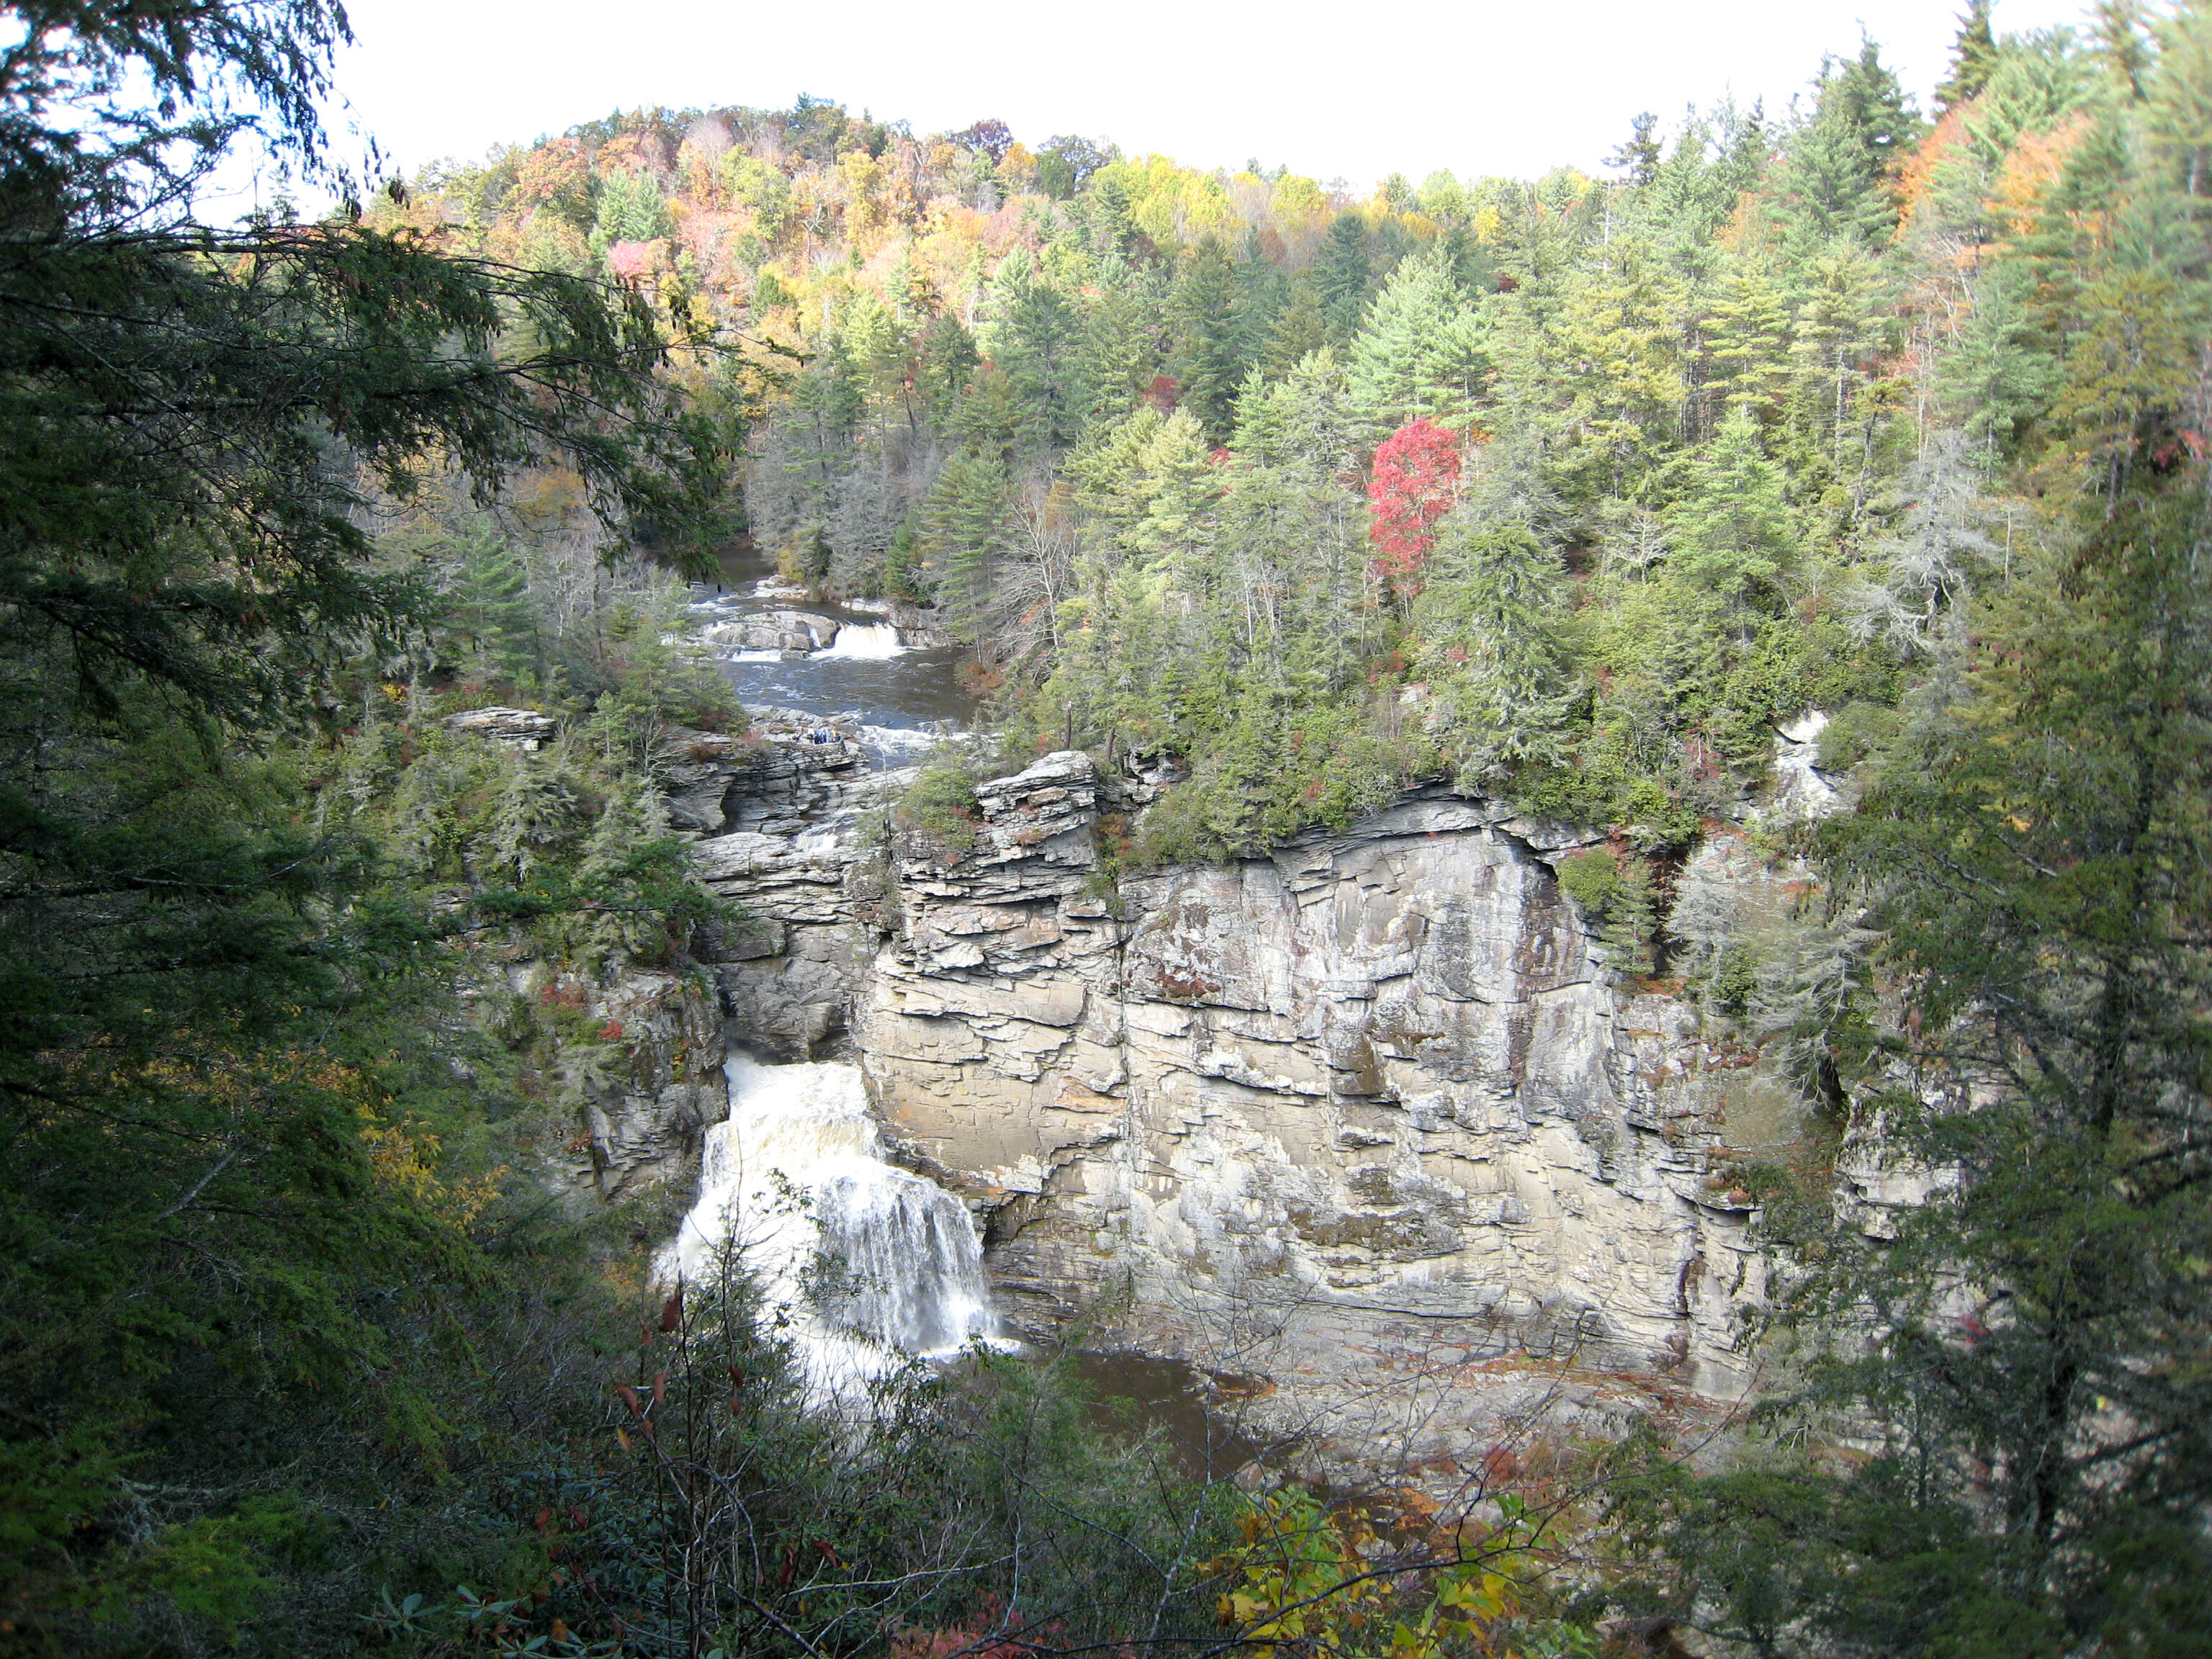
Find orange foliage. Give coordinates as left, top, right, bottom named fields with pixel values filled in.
left=1990, top=109, right=2098, bottom=238
left=1894, top=106, right=1972, bottom=235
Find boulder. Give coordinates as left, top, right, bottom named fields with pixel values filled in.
left=445, top=706, right=559, bottom=751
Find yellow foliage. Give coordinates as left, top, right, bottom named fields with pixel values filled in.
left=1103, top=155, right=1246, bottom=248
left=840, top=150, right=889, bottom=246
left=511, top=467, right=588, bottom=533
left=1272, top=174, right=1329, bottom=235
left=1202, top=1489, right=1532, bottom=1659
left=359, top=1108, right=504, bottom=1228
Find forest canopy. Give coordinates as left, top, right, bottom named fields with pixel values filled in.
left=374, top=21, right=2110, bottom=860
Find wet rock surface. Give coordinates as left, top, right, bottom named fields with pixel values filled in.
left=699, top=608, right=844, bottom=654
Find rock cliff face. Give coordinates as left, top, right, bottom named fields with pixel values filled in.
left=462, top=958, right=729, bottom=1210
left=693, top=742, right=1786, bottom=1424
left=684, top=714, right=911, bottom=1062
left=569, top=967, right=729, bottom=1202
left=438, top=711, right=732, bottom=1210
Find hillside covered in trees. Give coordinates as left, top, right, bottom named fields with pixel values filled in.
left=3, top=2, right=2209, bottom=1657
left=388, top=16, right=2118, bottom=868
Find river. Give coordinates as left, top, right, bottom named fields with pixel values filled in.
left=693, top=544, right=974, bottom=737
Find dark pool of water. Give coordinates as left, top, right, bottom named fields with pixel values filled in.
left=1074, top=1352, right=1277, bottom=1484
left=693, top=546, right=975, bottom=734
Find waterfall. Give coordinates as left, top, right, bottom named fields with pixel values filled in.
left=665, top=1052, right=996, bottom=1389
left=815, top=622, right=907, bottom=660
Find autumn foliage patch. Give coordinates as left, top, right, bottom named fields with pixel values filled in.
left=1367, top=418, right=1461, bottom=595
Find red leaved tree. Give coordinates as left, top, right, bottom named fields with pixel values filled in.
left=1367, top=418, right=1462, bottom=595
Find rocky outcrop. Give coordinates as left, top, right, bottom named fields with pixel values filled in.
left=656, top=722, right=1840, bottom=1447
left=685, top=714, right=914, bottom=1061
left=573, top=966, right=729, bottom=1202
left=883, top=600, right=956, bottom=650
left=701, top=609, right=844, bottom=654
left=842, top=753, right=1771, bottom=1413
left=462, top=958, right=729, bottom=1208
left=445, top=706, right=560, bottom=750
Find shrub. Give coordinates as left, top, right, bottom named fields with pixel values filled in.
left=896, top=757, right=984, bottom=855
left=1556, top=845, right=1660, bottom=977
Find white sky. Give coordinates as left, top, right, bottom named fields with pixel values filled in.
left=326, top=0, right=2096, bottom=192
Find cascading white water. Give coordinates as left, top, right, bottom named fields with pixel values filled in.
left=664, top=1053, right=996, bottom=1389
left=814, top=622, right=907, bottom=660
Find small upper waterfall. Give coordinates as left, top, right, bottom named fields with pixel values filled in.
left=814, top=622, right=907, bottom=660
left=665, top=1052, right=996, bottom=1389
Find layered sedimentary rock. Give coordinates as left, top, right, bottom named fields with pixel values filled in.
left=850, top=754, right=1768, bottom=1406
left=685, top=736, right=1791, bottom=1417
left=687, top=716, right=915, bottom=1061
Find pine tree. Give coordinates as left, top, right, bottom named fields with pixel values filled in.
left=1262, top=273, right=1330, bottom=379
left=1082, top=266, right=1166, bottom=420
left=1414, top=504, right=1573, bottom=783
left=919, top=313, right=981, bottom=428
left=1167, top=234, right=1245, bottom=439
left=1704, top=257, right=1794, bottom=421
left=1939, top=260, right=2059, bottom=462
left=1345, top=254, right=1480, bottom=441
left=1315, top=212, right=1374, bottom=344
left=1759, top=468, right=2212, bottom=1653
left=1649, top=408, right=1803, bottom=752
left=589, top=164, right=675, bottom=256
left=1437, top=221, right=1496, bottom=297
left=1548, top=231, right=1684, bottom=495
left=1665, top=407, right=1798, bottom=613
left=995, top=274, right=1092, bottom=451
left=768, top=336, right=866, bottom=534
left=1935, top=0, right=2000, bottom=113
left=1781, top=40, right=1924, bottom=251
left=1231, top=230, right=1287, bottom=380
left=1830, top=35, right=1926, bottom=174
left=0, top=4, right=727, bottom=1636
left=920, top=449, right=1012, bottom=639
left=1221, top=351, right=1370, bottom=697
left=1783, top=242, right=1893, bottom=498
left=1606, top=112, right=1664, bottom=186
left=2093, top=0, right=2156, bottom=102
left=1781, top=94, right=1896, bottom=251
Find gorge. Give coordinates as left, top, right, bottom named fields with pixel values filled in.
left=604, top=587, right=1847, bottom=1452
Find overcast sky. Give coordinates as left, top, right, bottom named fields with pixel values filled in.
left=325, top=0, right=2095, bottom=192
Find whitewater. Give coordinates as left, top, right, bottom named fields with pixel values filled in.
left=662, top=1052, right=999, bottom=1395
